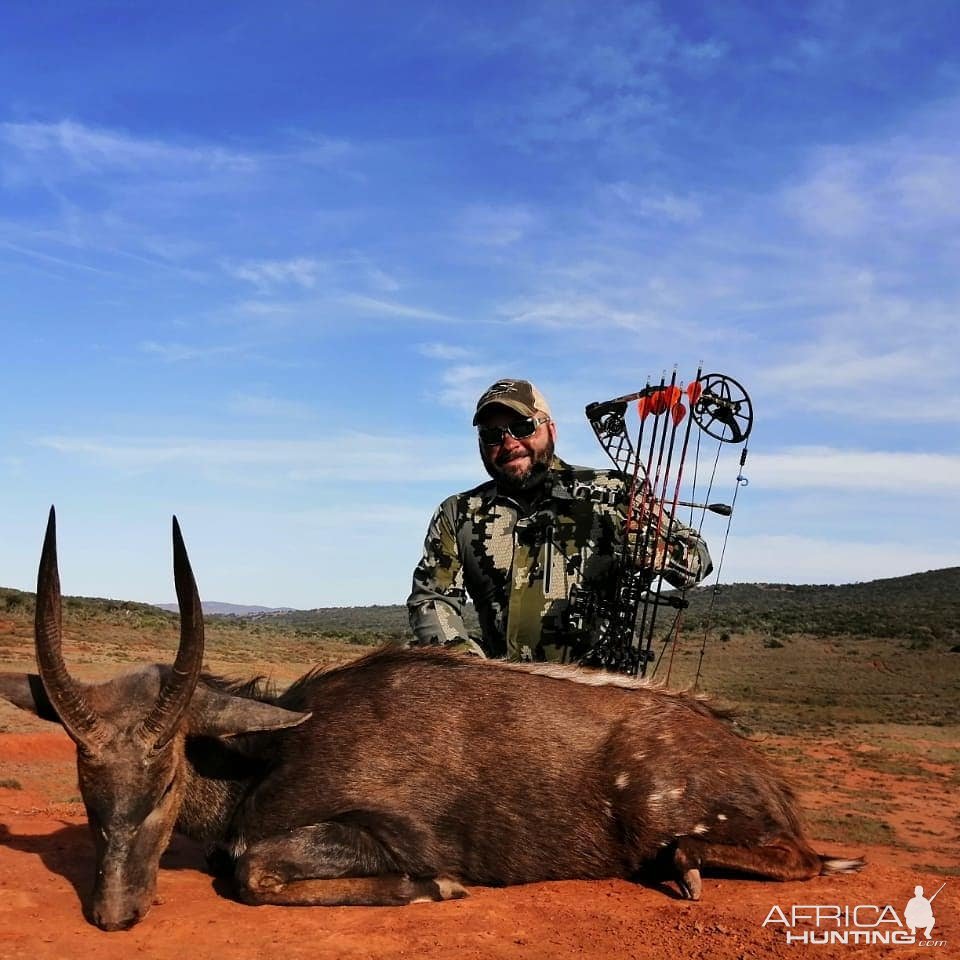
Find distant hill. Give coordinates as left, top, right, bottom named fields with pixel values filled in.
left=3, top=567, right=958, bottom=647
left=681, top=567, right=960, bottom=645
left=232, top=567, right=960, bottom=647
left=155, top=601, right=292, bottom=616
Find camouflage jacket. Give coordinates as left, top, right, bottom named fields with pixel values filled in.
left=407, top=457, right=712, bottom=662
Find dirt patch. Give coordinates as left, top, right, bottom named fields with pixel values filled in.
left=0, top=731, right=956, bottom=960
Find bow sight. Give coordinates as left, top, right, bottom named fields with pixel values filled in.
left=568, top=369, right=754, bottom=679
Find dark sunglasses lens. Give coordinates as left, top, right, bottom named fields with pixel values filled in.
left=479, top=425, right=506, bottom=445
left=509, top=417, right=537, bottom=439
left=479, top=417, right=538, bottom=445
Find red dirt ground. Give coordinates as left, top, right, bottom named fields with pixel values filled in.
left=0, top=731, right=956, bottom=960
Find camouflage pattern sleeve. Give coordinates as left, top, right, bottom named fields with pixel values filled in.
left=406, top=497, right=475, bottom=650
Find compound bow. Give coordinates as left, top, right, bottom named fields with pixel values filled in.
left=565, top=367, right=753, bottom=679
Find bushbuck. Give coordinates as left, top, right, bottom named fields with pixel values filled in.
left=0, top=509, right=862, bottom=931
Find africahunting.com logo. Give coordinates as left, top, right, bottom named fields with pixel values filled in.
left=762, top=882, right=947, bottom=947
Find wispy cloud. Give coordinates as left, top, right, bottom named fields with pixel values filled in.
left=782, top=100, right=960, bottom=241
left=458, top=204, right=536, bottom=246
left=435, top=363, right=499, bottom=413
left=226, top=393, right=316, bottom=419
left=34, top=433, right=477, bottom=483
left=499, top=296, right=664, bottom=332
left=462, top=3, right=726, bottom=148
left=761, top=340, right=929, bottom=390
left=597, top=182, right=703, bottom=224
left=1, top=120, right=357, bottom=185
left=338, top=295, right=457, bottom=323
left=225, top=254, right=401, bottom=294
left=729, top=534, right=958, bottom=585
left=0, top=237, right=119, bottom=276
left=418, top=342, right=472, bottom=361
left=139, top=341, right=244, bottom=362
left=0, top=120, right=258, bottom=179
left=227, top=257, right=327, bottom=290
left=749, top=448, right=960, bottom=494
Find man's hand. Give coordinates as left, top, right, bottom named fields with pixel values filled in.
left=625, top=493, right=669, bottom=572
left=443, top=636, right=487, bottom=658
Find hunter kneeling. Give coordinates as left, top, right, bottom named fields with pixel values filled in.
left=407, top=378, right=711, bottom=663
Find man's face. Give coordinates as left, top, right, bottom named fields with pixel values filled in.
left=478, top=405, right=557, bottom=490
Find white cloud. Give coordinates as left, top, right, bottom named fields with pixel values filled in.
left=34, top=432, right=477, bottom=483
left=436, top=363, right=499, bottom=412
left=226, top=254, right=402, bottom=295
left=0, top=237, right=118, bottom=276
left=227, top=257, right=326, bottom=290
left=419, top=342, right=472, bottom=361
left=458, top=204, right=536, bottom=246
left=749, top=448, right=960, bottom=494
left=726, top=534, right=958, bottom=585
left=338, top=295, right=457, bottom=323
left=139, top=341, right=243, bottom=362
left=761, top=340, right=927, bottom=390
left=783, top=149, right=871, bottom=238
left=0, top=120, right=257, bottom=179
left=600, top=183, right=702, bottom=224
left=500, top=296, right=663, bottom=332
left=782, top=100, right=960, bottom=241
left=226, top=393, right=316, bottom=419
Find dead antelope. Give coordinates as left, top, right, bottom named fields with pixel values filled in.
left=0, top=509, right=862, bottom=930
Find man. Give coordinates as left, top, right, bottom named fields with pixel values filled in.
left=407, top=379, right=711, bottom=662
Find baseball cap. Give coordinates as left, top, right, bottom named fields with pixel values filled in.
left=472, top=379, right=552, bottom=425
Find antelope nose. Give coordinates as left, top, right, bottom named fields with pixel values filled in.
left=93, top=907, right=142, bottom=932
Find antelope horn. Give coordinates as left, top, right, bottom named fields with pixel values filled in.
left=34, top=507, right=110, bottom=752
left=136, top=517, right=204, bottom=750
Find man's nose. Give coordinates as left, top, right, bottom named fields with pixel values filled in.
left=499, top=431, right=524, bottom=450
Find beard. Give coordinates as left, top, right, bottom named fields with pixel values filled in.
left=481, top=435, right=556, bottom=494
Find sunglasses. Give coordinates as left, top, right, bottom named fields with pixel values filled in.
left=478, top=416, right=550, bottom=446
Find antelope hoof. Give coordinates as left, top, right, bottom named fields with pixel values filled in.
left=411, top=875, right=468, bottom=903
left=672, top=844, right=702, bottom=900
left=433, top=875, right=468, bottom=900
left=678, top=866, right=702, bottom=900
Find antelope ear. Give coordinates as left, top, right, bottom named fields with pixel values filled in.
left=189, top=685, right=311, bottom=738
left=0, top=673, right=62, bottom=723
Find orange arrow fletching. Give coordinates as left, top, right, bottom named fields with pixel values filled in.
left=648, top=389, right=667, bottom=415
left=686, top=380, right=703, bottom=405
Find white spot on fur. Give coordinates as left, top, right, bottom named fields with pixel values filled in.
left=615, top=773, right=630, bottom=790
left=648, top=791, right=663, bottom=808
left=603, top=800, right=614, bottom=819
left=717, top=813, right=727, bottom=821
left=693, top=823, right=709, bottom=835
left=668, top=786, right=684, bottom=799
left=634, top=751, right=646, bottom=762
left=228, top=833, right=247, bottom=858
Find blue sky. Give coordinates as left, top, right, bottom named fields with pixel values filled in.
left=1, top=0, right=958, bottom=608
